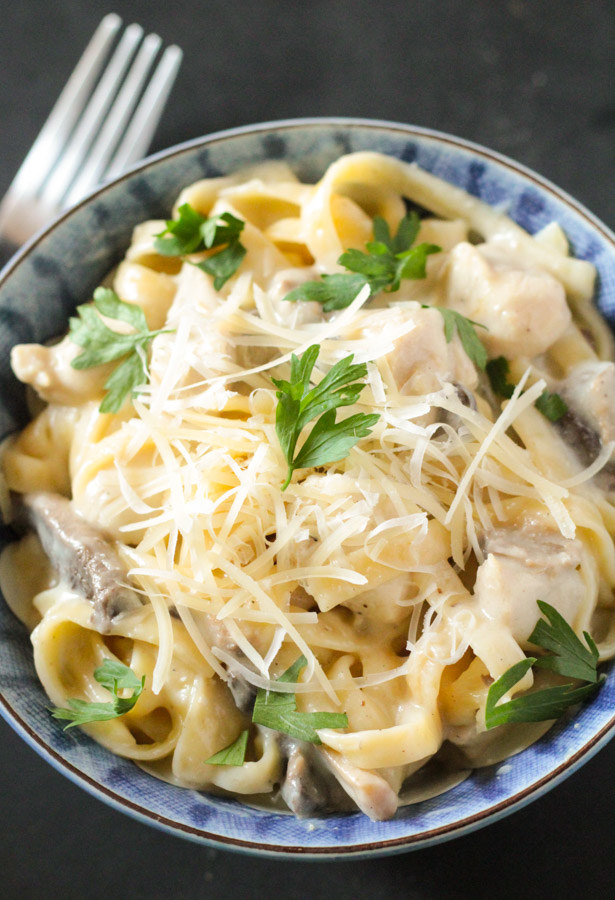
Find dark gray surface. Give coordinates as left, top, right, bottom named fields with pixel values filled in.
left=1, top=1, right=614, bottom=896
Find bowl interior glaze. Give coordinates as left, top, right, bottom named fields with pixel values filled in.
left=1, top=119, right=614, bottom=857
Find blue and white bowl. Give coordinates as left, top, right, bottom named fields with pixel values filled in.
left=1, top=119, right=614, bottom=857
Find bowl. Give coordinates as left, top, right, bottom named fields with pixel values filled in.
left=1, top=118, right=614, bottom=858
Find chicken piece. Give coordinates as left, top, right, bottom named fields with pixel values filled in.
left=473, top=525, right=586, bottom=647
left=321, top=748, right=399, bottom=821
left=561, top=361, right=615, bottom=447
left=440, top=241, right=571, bottom=358
left=17, top=491, right=141, bottom=632
left=11, top=279, right=170, bottom=406
left=390, top=307, right=478, bottom=395
left=11, top=337, right=111, bottom=406
left=361, top=306, right=478, bottom=395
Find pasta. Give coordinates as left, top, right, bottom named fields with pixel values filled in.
left=1, top=150, right=615, bottom=821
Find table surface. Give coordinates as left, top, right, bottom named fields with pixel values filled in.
left=1, top=2, right=614, bottom=897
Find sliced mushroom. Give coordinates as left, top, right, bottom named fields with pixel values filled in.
left=555, top=408, right=603, bottom=467
left=278, top=737, right=350, bottom=817
left=226, top=672, right=257, bottom=714
left=195, top=613, right=258, bottom=713
left=435, top=381, right=477, bottom=432
left=16, top=491, right=141, bottom=632
left=560, top=360, right=615, bottom=446
left=555, top=361, right=615, bottom=489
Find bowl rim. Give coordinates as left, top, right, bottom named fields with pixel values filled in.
left=1, top=116, right=615, bottom=858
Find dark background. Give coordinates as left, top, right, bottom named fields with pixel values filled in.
left=1, top=1, right=614, bottom=897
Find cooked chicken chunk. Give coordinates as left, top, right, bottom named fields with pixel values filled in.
left=11, top=337, right=110, bottom=406
left=473, top=526, right=585, bottom=647
left=360, top=306, right=478, bottom=395
left=321, top=748, right=399, bottom=821
left=440, top=241, right=571, bottom=358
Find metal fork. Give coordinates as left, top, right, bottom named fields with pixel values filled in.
left=0, top=13, right=182, bottom=248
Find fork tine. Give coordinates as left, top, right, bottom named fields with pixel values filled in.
left=106, top=44, right=183, bottom=180
left=0, top=13, right=121, bottom=231
left=64, top=32, right=163, bottom=207
left=41, top=23, right=144, bottom=208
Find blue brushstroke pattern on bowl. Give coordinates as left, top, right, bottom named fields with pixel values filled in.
left=0, top=119, right=614, bottom=857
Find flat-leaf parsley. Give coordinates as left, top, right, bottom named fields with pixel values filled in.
left=272, top=345, right=379, bottom=489
left=69, top=287, right=173, bottom=413
left=284, top=211, right=440, bottom=311
left=49, top=660, right=145, bottom=730
left=485, top=600, right=604, bottom=729
left=154, top=203, right=246, bottom=289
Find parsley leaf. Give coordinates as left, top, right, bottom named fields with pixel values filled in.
left=486, top=355, right=568, bottom=422
left=196, top=240, right=247, bottom=291
left=205, top=730, right=249, bottom=766
left=419, top=304, right=487, bottom=371
left=69, top=287, right=172, bottom=413
left=530, top=600, right=601, bottom=683
left=154, top=204, right=247, bottom=288
left=486, top=356, right=515, bottom=399
left=154, top=203, right=209, bottom=255
left=49, top=660, right=145, bottom=730
left=284, top=212, right=440, bottom=310
left=430, top=306, right=488, bottom=371
left=373, top=211, right=420, bottom=254
left=485, top=601, right=604, bottom=729
left=154, top=205, right=244, bottom=255
left=252, top=656, right=348, bottom=743
left=485, top=666, right=599, bottom=728
left=284, top=273, right=370, bottom=313
left=534, top=390, right=568, bottom=422
left=272, top=344, right=379, bottom=489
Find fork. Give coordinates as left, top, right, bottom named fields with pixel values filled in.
left=0, top=13, right=182, bottom=248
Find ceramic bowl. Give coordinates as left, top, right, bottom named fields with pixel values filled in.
left=1, top=119, right=614, bottom=858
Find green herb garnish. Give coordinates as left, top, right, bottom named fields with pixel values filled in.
left=486, top=356, right=515, bottom=398
left=485, top=600, right=604, bottom=729
left=534, top=390, right=568, bottom=422
left=486, top=355, right=568, bottom=422
left=49, top=660, right=145, bottom=730
left=154, top=204, right=246, bottom=289
left=272, top=344, right=379, bottom=490
left=205, top=729, right=250, bottom=766
left=69, top=287, right=172, bottom=413
left=427, top=306, right=488, bottom=371
left=252, top=655, right=348, bottom=743
left=284, top=212, right=440, bottom=311
left=283, top=212, right=491, bottom=372
left=530, top=600, right=601, bottom=683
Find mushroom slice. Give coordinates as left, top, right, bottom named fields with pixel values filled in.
left=18, top=491, right=141, bottom=632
